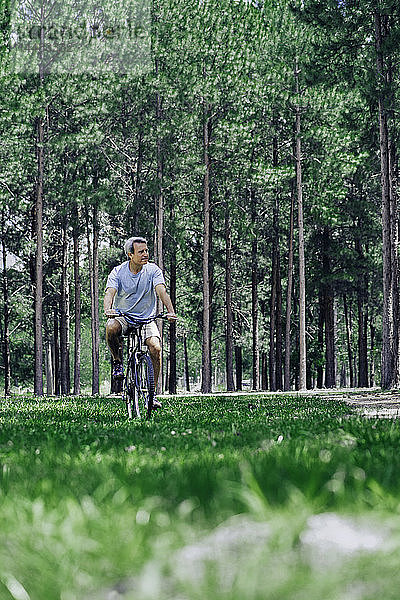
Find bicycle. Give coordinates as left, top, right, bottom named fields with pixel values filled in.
left=116, top=311, right=167, bottom=420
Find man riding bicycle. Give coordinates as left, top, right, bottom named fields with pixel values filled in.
left=104, top=236, right=177, bottom=407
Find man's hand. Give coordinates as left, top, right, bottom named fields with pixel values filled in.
left=104, top=288, right=117, bottom=318
left=166, top=313, right=177, bottom=323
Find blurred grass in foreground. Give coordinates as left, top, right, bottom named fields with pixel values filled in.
left=1, top=394, right=400, bottom=599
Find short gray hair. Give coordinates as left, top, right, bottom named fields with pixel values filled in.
left=124, top=236, right=147, bottom=256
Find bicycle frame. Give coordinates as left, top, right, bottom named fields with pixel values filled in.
left=125, top=323, right=147, bottom=367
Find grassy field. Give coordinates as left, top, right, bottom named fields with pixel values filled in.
left=1, top=392, right=400, bottom=599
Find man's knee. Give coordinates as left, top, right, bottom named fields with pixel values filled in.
left=146, top=336, right=161, bottom=357
left=106, top=319, right=122, bottom=339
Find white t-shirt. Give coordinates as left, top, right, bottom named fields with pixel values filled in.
left=106, top=261, right=165, bottom=319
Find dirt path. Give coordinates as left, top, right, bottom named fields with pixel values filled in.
left=338, top=391, right=400, bottom=418
left=293, top=388, right=400, bottom=419
left=159, top=388, right=400, bottom=419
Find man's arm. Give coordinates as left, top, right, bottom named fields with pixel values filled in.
left=104, top=287, right=117, bottom=317
left=155, top=284, right=177, bottom=322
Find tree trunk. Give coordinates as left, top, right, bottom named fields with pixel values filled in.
left=34, top=115, right=44, bottom=397
left=155, top=87, right=164, bottom=394
left=269, top=242, right=277, bottom=390
left=164, top=350, right=169, bottom=391
left=1, top=214, right=11, bottom=396
left=261, top=352, right=268, bottom=390
left=168, top=224, right=177, bottom=394
left=322, top=228, right=336, bottom=388
left=284, top=179, right=295, bottom=391
left=317, top=291, right=324, bottom=388
left=225, top=200, right=235, bottom=391
left=375, top=10, right=399, bottom=389
left=235, top=345, right=243, bottom=391
left=133, top=120, right=143, bottom=233
left=34, top=10, right=46, bottom=397
left=324, top=290, right=336, bottom=388
left=72, top=204, right=81, bottom=396
left=276, top=258, right=283, bottom=390
left=60, top=217, right=70, bottom=395
left=357, top=296, right=368, bottom=388
left=370, top=317, right=376, bottom=387
left=295, top=60, right=307, bottom=390
left=53, top=309, right=60, bottom=395
left=251, top=189, right=259, bottom=390
left=269, top=136, right=283, bottom=391
left=93, top=205, right=100, bottom=396
left=45, top=341, right=53, bottom=396
left=183, top=334, right=190, bottom=392
left=343, top=294, right=354, bottom=388
left=86, top=206, right=100, bottom=396
left=201, top=102, right=212, bottom=393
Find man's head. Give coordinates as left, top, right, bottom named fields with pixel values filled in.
left=125, top=236, right=149, bottom=268
left=124, top=236, right=147, bottom=256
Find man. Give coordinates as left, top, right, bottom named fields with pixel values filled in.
left=104, top=236, right=177, bottom=404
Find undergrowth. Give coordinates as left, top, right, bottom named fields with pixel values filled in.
left=1, top=393, right=400, bottom=599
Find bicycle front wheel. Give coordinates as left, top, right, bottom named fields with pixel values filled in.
left=123, top=359, right=135, bottom=419
left=134, top=354, right=155, bottom=419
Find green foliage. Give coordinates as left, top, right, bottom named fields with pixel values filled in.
left=0, top=0, right=392, bottom=391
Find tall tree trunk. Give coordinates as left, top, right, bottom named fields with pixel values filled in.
left=72, top=204, right=81, bottom=396
left=269, top=239, right=277, bottom=390
left=295, top=60, right=307, bottom=390
left=322, top=227, right=336, bottom=388
left=375, top=11, right=399, bottom=389
left=183, top=334, right=190, bottom=392
left=356, top=237, right=368, bottom=388
left=276, top=257, right=283, bottom=390
left=225, top=200, right=235, bottom=391
left=86, top=206, right=100, bottom=396
left=1, top=214, right=11, bottom=396
left=164, top=347, right=169, bottom=391
left=53, top=309, right=60, bottom=395
left=155, top=86, right=164, bottom=394
left=201, top=102, right=212, bottom=393
left=235, top=345, right=243, bottom=391
left=168, top=218, right=177, bottom=395
left=284, top=180, right=295, bottom=391
left=34, top=9, right=46, bottom=397
left=357, top=297, right=368, bottom=388
left=45, top=341, right=53, bottom=396
left=370, top=317, right=376, bottom=387
left=269, top=135, right=283, bottom=391
left=34, top=115, right=44, bottom=397
left=133, top=119, right=143, bottom=233
left=324, top=290, right=336, bottom=387
left=93, top=205, right=100, bottom=396
left=60, top=216, right=70, bottom=395
left=343, top=294, right=354, bottom=388
left=317, top=291, right=324, bottom=388
left=261, top=352, right=268, bottom=390
left=251, top=189, right=259, bottom=390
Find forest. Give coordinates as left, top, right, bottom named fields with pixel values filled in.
left=1, top=0, right=400, bottom=397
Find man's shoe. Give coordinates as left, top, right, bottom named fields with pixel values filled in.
left=152, top=398, right=162, bottom=409
left=112, top=361, right=124, bottom=380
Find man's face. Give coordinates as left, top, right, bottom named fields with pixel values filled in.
left=129, top=242, right=149, bottom=266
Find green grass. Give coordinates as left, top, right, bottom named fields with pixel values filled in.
left=1, top=393, right=400, bottom=599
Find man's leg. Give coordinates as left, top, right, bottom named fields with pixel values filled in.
left=145, top=335, right=162, bottom=385
left=106, top=319, right=124, bottom=378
